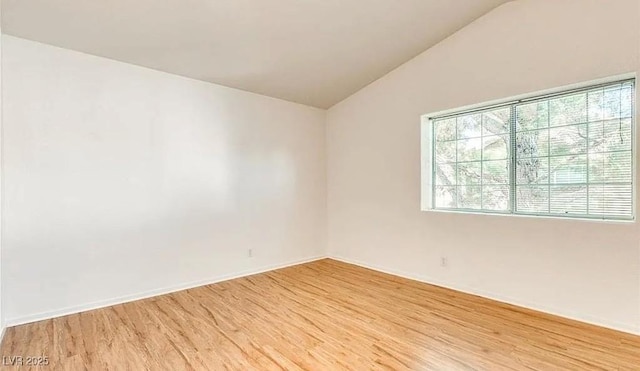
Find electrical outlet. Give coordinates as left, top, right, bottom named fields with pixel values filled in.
left=248, top=249, right=253, bottom=258
left=440, top=257, right=448, bottom=267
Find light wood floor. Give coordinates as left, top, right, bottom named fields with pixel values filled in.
left=2, top=259, right=640, bottom=370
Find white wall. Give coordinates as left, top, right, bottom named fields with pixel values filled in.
left=0, top=5, right=4, bottom=337
left=327, top=0, right=640, bottom=334
left=2, top=36, right=326, bottom=324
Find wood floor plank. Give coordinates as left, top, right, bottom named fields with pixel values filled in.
left=1, top=258, right=639, bottom=370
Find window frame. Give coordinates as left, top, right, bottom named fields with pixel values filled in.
left=422, top=78, right=636, bottom=222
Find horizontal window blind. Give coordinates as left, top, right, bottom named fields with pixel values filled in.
left=430, top=79, right=634, bottom=220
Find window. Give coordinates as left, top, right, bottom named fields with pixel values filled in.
left=423, top=79, right=634, bottom=220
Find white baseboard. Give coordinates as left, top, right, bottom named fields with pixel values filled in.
left=8, top=253, right=638, bottom=336
left=7, top=255, right=327, bottom=327
left=329, top=254, right=640, bottom=336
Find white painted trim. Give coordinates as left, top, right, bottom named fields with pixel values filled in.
left=7, top=253, right=638, bottom=336
left=0, top=325, right=5, bottom=345
left=6, top=255, right=327, bottom=327
left=328, top=255, right=640, bottom=336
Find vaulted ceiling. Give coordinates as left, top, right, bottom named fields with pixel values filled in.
left=2, top=0, right=510, bottom=108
